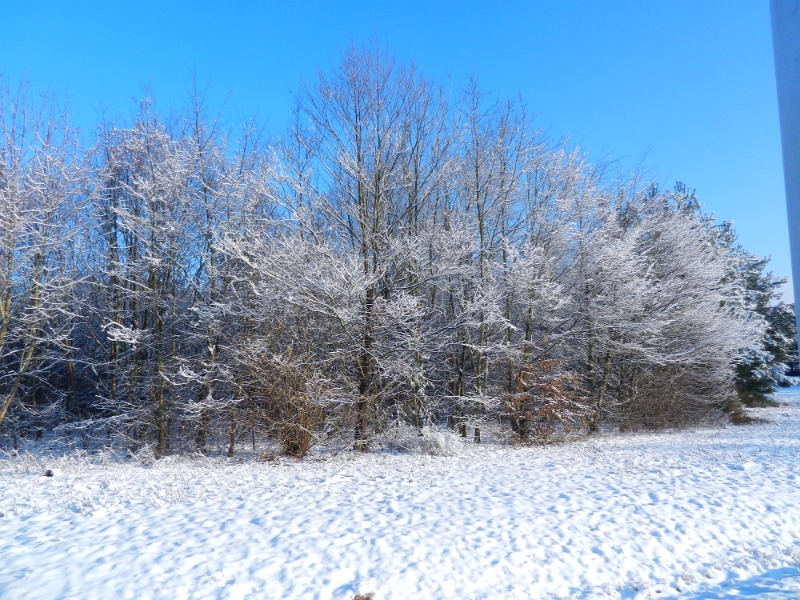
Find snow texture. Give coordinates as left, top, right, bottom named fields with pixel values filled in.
left=2, top=390, right=800, bottom=599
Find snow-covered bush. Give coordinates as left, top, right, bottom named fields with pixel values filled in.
left=382, top=424, right=463, bottom=456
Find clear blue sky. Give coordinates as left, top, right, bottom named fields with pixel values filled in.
left=1, top=0, right=792, bottom=300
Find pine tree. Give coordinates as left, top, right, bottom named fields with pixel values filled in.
left=733, top=252, right=796, bottom=404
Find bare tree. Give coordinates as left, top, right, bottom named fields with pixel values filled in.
left=0, top=79, right=86, bottom=437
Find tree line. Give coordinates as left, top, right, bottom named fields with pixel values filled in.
left=1, top=45, right=796, bottom=457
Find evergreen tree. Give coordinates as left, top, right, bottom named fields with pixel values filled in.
left=734, top=253, right=797, bottom=403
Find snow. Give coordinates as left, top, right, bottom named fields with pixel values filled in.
left=2, top=390, right=800, bottom=599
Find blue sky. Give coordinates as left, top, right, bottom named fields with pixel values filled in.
left=1, top=0, right=792, bottom=299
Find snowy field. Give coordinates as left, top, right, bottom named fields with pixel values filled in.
left=1, top=390, right=800, bottom=599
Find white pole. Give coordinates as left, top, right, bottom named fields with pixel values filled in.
left=771, top=0, right=800, bottom=339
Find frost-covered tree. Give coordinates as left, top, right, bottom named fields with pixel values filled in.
left=90, top=103, right=196, bottom=456
left=275, top=44, right=461, bottom=449
left=0, top=47, right=778, bottom=454
left=732, top=250, right=797, bottom=403
left=0, top=81, right=86, bottom=436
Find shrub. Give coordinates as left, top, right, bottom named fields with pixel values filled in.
left=501, top=360, right=589, bottom=444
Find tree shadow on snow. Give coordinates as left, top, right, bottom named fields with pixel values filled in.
left=674, top=564, right=800, bottom=599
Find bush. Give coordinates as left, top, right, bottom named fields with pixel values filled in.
left=248, top=351, right=325, bottom=458
left=501, top=360, right=589, bottom=444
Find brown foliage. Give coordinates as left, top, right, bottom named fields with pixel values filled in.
left=501, top=360, right=589, bottom=444
left=253, top=351, right=323, bottom=458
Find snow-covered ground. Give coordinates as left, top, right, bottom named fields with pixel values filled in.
left=2, top=390, right=800, bottom=600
